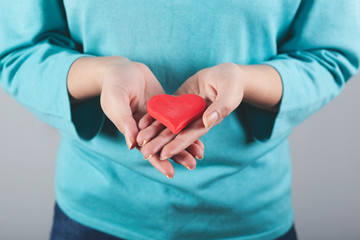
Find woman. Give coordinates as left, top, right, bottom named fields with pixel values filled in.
left=0, top=1, right=359, bottom=239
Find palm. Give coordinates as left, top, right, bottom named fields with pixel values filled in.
left=101, top=61, right=204, bottom=178
left=137, top=63, right=245, bottom=167
left=127, top=63, right=165, bottom=122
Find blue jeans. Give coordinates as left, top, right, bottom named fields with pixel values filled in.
left=50, top=202, right=297, bottom=240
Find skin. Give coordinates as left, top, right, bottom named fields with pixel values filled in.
left=67, top=57, right=283, bottom=179
left=67, top=56, right=204, bottom=178
left=138, top=63, right=283, bottom=165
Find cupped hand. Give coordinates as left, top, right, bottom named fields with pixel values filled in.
left=137, top=62, right=247, bottom=162
left=136, top=115, right=205, bottom=177
left=99, top=57, right=204, bottom=178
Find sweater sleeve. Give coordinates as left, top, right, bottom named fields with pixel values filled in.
left=0, top=0, right=105, bottom=140
left=243, top=0, right=360, bottom=142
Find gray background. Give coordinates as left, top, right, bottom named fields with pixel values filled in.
left=0, top=73, right=359, bottom=240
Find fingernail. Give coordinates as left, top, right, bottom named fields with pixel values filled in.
left=204, top=112, right=218, bottom=128
left=195, top=155, right=204, bottom=160
left=126, top=137, right=135, bottom=150
left=166, top=174, right=173, bottom=179
left=144, top=154, right=153, bottom=160
left=186, top=165, right=195, bottom=171
left=139, top=140, right=147, bottom=147
left=160, top=156, right=168, bottom=161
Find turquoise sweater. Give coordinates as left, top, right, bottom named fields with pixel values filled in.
left=1, top=1, right=359, bottom=239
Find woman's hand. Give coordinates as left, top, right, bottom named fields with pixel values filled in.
left=137, top=62, right=246, bottom=161
left=99, top=57, right=163, bottom=149
left=101, top=58, right=206, bottom=178
left=137, top=62, right=283, bottom=162
left=136, top=115, right=205, bottom=175
left=67, top=56, right=205, bottom=178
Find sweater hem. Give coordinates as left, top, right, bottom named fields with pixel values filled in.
left=55, top=195, right=294, bottom=240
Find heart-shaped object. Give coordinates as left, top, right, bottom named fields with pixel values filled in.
left=147, top=94, right=207, bottom=134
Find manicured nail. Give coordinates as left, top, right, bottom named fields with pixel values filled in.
left=126, top=136, right=135, bottom=150
left=204, top=112, right=219, bottom=128
left=195, top=155, right=204, bottom=160
left=139, top=140, right=147, bottom=146
left=160, top=156, right=168, bottom=161
left=144, top=154, right=153, bottom=160
left=166, top=174, right=173, bottom=179
left=186, top=165, right=195, bottom=171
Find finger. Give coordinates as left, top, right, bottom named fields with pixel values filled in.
left=195, top=139, right=205, bottom=149
left=160, top=119, right=209, bottom=160
left=140, top=128, right=176, bottom=160
left=202, top=89, right=242, bottom=129
left=101, top=91, right=138, bottom=150
left=172, top=150, right=197, bottom=171
left=146, top=154, right=175, bottom=179
left=137, top=120, right=166, bottom=147
left=138, top=113, right=155, bottom=130
left=186, top=141, right=204, bottom=160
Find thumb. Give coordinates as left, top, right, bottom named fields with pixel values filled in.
left=202, top=94, right=240, bottom=129
left=100, top=91, right=139, bottom=150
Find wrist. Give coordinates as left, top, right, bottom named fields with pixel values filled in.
left=96, top=56, right=131, bottom=91
left=233, top=64, right=250, bottom=101
left=67, top=55, right=130, bottom=101
left=235, top=64, right=283, bottom=112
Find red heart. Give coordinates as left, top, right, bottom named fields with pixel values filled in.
left=147, top=94, right=207, bottom=134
